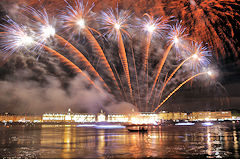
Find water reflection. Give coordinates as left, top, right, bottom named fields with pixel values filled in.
left=97, top=130, right=105, bottom=157
left=206, top=128, right=212, bottom=156
left=62, top=126, right=72, bottom=158
left=233, top=128, right=239, bottom=158
left=0, top=123, right=240, bottom=158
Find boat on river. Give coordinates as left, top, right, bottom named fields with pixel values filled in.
left=125, top=124, right=150, bottom=132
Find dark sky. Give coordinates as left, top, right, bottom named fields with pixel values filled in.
left=0, top=0, right=239, bottom=114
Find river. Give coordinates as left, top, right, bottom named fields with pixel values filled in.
left=0, top=122, right=239, bottom=158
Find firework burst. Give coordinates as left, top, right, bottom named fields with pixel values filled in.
left=25, top=7, right=57, bottom=48
left=0, top=18, right=34, bottom=55
left=61, top=0, right=95, bottom=36
left=139, top=13, right=169, bottom=38
left=0, top=1, right=220, bottom=112
left=100, top=8, right=131, bottom=39
left=186, top=42, right=211, bottom=72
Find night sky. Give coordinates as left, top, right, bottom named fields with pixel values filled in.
left=0, top=0, right=239, bottom=114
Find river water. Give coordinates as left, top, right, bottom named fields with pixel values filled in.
left=0, top=123, right=239, bottom=158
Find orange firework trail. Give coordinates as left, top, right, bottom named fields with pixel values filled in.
left=144, top=33, right=152, bottom=72
left=153, top=72, right=208, bottom=112
left=141, top=13, right=168, bottom=73
left=42, top=45, right=103, bottom=93
left=130, top=42, right=141, bottom=108
left=158, top=55, right=193, bottom=102
left=144, top=33, right=152, bottom=110
left=149, top=42, right=174, bottom=101
left=117, top=30, right=133, bottom=101
left=139, top=13, right=169, bottom=110
left=83, top=28, right=121, bottom=94
left=112, top=64, right=127, bottom=101
left=152, top=72, right=168, bottom=111
left=54, top=34, right=110, bottom=92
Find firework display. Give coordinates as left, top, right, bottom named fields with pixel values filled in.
left=0, top=0, right=217, bottom=112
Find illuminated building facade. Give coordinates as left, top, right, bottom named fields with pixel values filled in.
left=0, top=109, right=233, bottom=123
left=159, top=112, right=188, bottom=121
left=107, top=114, right=129, bottom=122
left=42, top=109, right=96, bottom=123
left=130, top=113, right=159, bottom=124
left=0, top=114, right=41, bottom=123
left=188, top=111, right=232, bottom=121
left=42, top=110, right=159, bottom=124
left=97, top=110, right=106, bottom=122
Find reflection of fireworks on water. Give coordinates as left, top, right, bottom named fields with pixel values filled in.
left=0, top=0, right=221, bottom=112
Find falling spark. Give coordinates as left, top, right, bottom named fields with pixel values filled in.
left=159, top=0, right=239, bottom=58
left=149, top=42, right=174, bottom=101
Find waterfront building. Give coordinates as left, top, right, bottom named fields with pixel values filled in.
left=107, top=114, right=129, bottom=122
left=0, top=114, right=41, bottom=123
left=158, top=111, right=188, bottom=121
left=0, top=109, right=233, bottom=123
left=97, top=110, right=106, bottom=122
left=134, top=112, right=159, bottom=124
left=188, top=111, right=232, bottom=121
left=42, top=109, right=96, bottom=123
